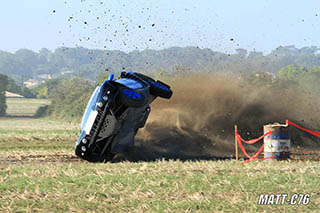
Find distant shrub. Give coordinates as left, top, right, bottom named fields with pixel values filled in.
left=31, top=78, right=63, bottom=99
left=48, top=77, right=94, bottom=119
left=34, top=105, right=49, bottom=118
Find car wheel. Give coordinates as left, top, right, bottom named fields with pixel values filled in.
left=135, top=72, right=156, bottom=83
left=133, top=73, right=172, bottom=99
left=150, top=81, right=173, bottom=99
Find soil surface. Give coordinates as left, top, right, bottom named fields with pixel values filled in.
left=1, top=144, right=319, bottom=167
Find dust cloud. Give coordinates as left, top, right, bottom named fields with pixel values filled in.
left=124, top=73, right=320, bottom=161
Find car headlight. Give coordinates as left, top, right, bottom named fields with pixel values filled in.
left=82, top=138, right=87, bottom=144
left=102, top=96, right=108, bottom=101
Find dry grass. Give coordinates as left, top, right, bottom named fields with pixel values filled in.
left=0, top=117, right=78, bottom=152
left=1, top=160, right=320, bottom=212
left=6, top=98, right=50, bottom=117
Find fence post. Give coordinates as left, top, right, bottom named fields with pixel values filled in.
left=235, top=125, right=238, bottom=160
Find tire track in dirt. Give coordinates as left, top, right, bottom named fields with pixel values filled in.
left=0, top=151, right=84, bottom=166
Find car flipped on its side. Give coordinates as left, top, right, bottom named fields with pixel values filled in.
left=75, top=71, right=173, bottom=162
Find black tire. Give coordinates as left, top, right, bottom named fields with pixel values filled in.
left=118, top=87, right=146, bottom=108
left=123, top=72, right=172, bottom=99
left=97, top=151, right=115, bottom=163
left=135, top=72, right=156, bottom=83
left=85, top=152, right=115, bottom=163
left=86, top=137, right=116, bottom=163
left=150, top=81, right=173, bottom=99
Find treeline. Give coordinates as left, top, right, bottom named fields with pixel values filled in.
left=1, top=45, right=320, bottom=83
left=277, top=64, right=320, bottom=95
left=41, top=63, right=320, bottom=120
left=1, top=45, right=320, bottom=119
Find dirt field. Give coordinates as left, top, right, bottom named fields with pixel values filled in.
left=0, top=116, right=319, bottom=167
left=1, top=86, right=320, bottom=211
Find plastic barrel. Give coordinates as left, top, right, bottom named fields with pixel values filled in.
left=264, top=123, right=290, bottom=160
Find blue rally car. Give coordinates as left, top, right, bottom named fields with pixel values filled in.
left=75, top=72, right=173, bottom=162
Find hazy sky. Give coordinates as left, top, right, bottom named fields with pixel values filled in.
left=0, top=0, right=319, bottom=54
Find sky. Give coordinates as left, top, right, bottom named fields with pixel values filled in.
left=0, top=0, right=319, bottom=54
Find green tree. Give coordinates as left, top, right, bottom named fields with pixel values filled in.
left=277, top=65, right=320, bottom=95
left=48, top=77, right=93, bottom=119
left=6, top=77, right=35, bottom=98
left=277, top=64, right=307, bottom=81
left=36, top=87, right=49, bottom=99
left=297, top=66, right=320, bottom=94
left=0, top=74, right=8, bottom=116
left=31, top=78, right=63, bottom=99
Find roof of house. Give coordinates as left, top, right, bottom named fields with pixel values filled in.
left=4, top=91, right=24, bottom=98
